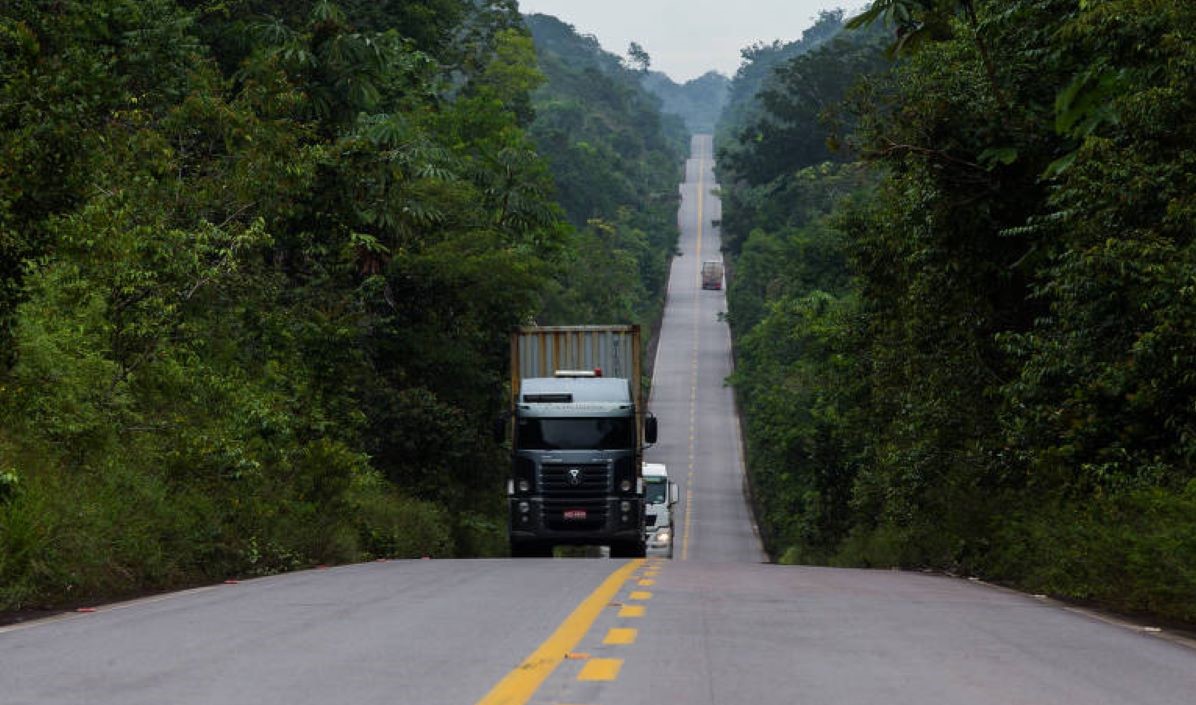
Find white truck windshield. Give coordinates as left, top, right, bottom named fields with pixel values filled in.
left=645, top=479, right=667, bottom=504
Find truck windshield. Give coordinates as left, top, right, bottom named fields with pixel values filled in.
left=645, top=478, right=667, bottom=504
left=517, top=418, right=634, bottom=451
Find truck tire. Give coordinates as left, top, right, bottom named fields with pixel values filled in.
left=610, top=540, right=647, bottom=558
left=510, top=541, right=553, bottom=558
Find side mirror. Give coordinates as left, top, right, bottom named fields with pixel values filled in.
left=669, top=481, right=679, bottom=505
left=493, top=415, right=507, bottom=444
left=645, top=415, right=658, bottom=445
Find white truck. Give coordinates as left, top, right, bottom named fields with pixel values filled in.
left=642, top=462, right=679, bottom=558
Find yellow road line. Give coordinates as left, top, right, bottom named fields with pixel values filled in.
left=603, top=628, right=637, bottom=645
left=618, top=604, right=646, bottom=617
left=578, top=658, right=623, bottom=681
left=695, top=156, right=704, bottom=280
left=637, top=578, right=655, bottom=587
left=681, top=486, right=694, bottom=560
left=682, top=147, right=705, bottom=562
left=474, top=560, right=643, bottom=705
left=629, top=591, right=653, bottom=600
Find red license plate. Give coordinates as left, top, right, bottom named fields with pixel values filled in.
left=563, top=509, right=587, bottom=520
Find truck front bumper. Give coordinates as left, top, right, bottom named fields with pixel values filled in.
left=509, top=497, right=643, bottom=545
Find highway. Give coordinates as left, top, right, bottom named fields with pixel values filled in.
left=648, top=133, right=764, bottom=564
left=2, top=135, right=1195, bottom=705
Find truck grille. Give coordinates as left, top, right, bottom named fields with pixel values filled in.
left=540, top=464, right=609, bottom=497
left=543, top=498, right=608, bottom=531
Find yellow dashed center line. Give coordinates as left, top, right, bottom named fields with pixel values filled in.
left=682, top=148, right=705, bottom=562
left=604, top=627, right=638, bottom=645
left=578, top=658, right=623, bottom=682
left=619, top=604, right=646, bottom=618
left=629, top=591, right=653, bottom=601
left=473, top=560, right=642, bottom=705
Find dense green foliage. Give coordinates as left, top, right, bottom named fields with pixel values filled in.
left=524, top=14, right=684, bottom=329
left=717, top=15, right=886, bottom=562
left=715, top=10, right=845, bottom=151
left=0, top=1, right=680, bottom=611
left=641, top=70, right=729, bottom=134
left=720, top=0, right=1196, bottom=622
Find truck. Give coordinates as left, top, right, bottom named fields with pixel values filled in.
left=502, top=325, right=657, bottom=558
left=642, top=462, right=679, bottom=558
left=702, top=260, right=724, bottom=290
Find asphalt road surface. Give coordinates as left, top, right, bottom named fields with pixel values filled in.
left=2, top=135, right=1194, bottom=705
left=646, top=133, right=764, bottom=564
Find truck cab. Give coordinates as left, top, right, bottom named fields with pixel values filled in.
left=643, top=462, right=678, bottom=558
left=504, top=326, right=655, bottom=559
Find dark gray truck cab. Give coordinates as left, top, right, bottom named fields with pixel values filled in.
left=503, top=326, right=655, bottom=558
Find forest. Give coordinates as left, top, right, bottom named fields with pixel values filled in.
left=0, top=0, right=681, bottom=610
left=641, top=69, right=728, bottom=134
left=719, top=1, right=1196, bottom=622
left=3, top=0, right=1194, bottom=627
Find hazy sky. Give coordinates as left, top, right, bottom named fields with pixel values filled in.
left=517, top=1, right=860, bottom=82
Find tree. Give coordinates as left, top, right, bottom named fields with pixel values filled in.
left=627, top=41, right=650, bottom=73
left=723, top=0, right=1196, bottom=622
left=0, top=0, right=596, bottom=609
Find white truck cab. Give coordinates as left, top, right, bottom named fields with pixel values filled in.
left=642, top=462, right=679, bottom=558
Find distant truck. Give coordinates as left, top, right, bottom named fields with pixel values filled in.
left=502, top=326, right=657, bottom=558
left=643, top=462, right=679, bottom=558
left=702, top=260, right=724, bottom=290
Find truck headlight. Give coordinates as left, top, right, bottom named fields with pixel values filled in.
left=655, top=530, right=671, bottom=544
left=620, top=501, right=631, bottom=512
left=619, top=479, right=632, bottom=492
left=518, top=501, right=530, bottom=514
left=518, top=479, right=530, bottom=492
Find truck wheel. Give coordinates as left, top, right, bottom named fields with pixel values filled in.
left=610, top=541, right=647, bottom=558
left=510, top=541, right=554, bottom=558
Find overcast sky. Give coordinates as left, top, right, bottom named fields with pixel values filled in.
left=516, top=1, right=860, bottom=82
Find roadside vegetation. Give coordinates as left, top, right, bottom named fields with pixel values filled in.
left=524, top=13, right=686, bottom=330
left=0, top=0, right=680, bottom=612
left=641, top=70, right=729, bottom=134
left=719, top=1, right=1196, bottom=623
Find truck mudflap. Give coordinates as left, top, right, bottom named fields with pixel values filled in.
left=509, top=497, right=644, bottom=545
